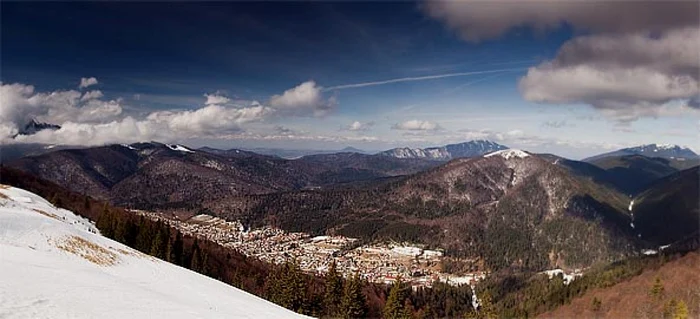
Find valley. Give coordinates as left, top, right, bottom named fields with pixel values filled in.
left=135, top=210, right=488, bottom=289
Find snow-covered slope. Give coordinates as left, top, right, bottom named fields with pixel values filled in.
left=379, top=140, right=507, bottom=160
left=0, top=185, right=306, bottom=319
left=484, top=149, right=530, bottom=160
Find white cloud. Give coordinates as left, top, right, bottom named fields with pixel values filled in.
left=424, top=1, right=700, bottom=123
left=519, top=28, right=700, bottom=122
left=79, top=77, right=98, bottom=89
left=204, top=93, right=231, bottom=106
left=80, top=90, right=104, bottom=102
left=391, top=120, right=441, bottom=131
left=0, top=82, right=272, bottom=146
left=0, top=83, right=124, bottom=128
left=423, top=1, right=698, bottom=42
left=345, top=121, right=375, bottom=132
left=269, top=81, right=336, bottom=116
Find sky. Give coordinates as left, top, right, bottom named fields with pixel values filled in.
left=1, top=1, right=698, bottom=159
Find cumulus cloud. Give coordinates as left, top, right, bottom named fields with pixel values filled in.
left=80, top=90, right=104, bottom=102
left=391, top=120, right=441, bottom=131
left=204, top=93, right=231, bottom=106
left=423, top=1, right=700, bottom=123
left=423, top=0, right=698, bottom=42
left=0, top=83, right=123, bottom=132
left=0, top=82, right=272, bottom=145
left=79, top=77, right=98, bottom=89
left=344, top=121, right=375, bottom=132
left=519, top=27, right=699, bottom=122
left=269, top=81, right=336, bottom=116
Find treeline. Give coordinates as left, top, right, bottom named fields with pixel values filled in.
left=477, top=252, right=694, bottom=318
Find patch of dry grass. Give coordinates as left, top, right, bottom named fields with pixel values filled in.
left=33, top=208, right=59, bottom=220
left=56, top=235, right=119, bottom=266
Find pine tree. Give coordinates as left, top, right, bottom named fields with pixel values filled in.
left=324, top=260, right=343, bottom=316
left=170, top=232, right=184, bottom=265
left=650, top=276, right=665, bottom=300
left=190, top=240, right=202, bottom=272
left=83, top=196, right=91, bottom=211
left=135, top=217, right=154, bottom=253
left=150, top=225, right=166, bottom=258
left=266, top=266, right=282, bottom=303
left=673, top=300, right=688, bottom=319
left=96, top=204, right=114, bottom=238
left=384, top=276, right=411, bottom=319
left=340, top=272, right=367, bottom=319
left=277, top=260, right=307, bottom=313
left=591, top=297, right=602, bottom=312
left=477, top=292, right=497, bottom=319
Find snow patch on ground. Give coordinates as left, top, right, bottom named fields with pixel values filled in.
left=485, top=149, right=530, bottom=160
left=0, top=185, right=306, bottom=319
left=541, top=269, right=582, bottom=285
left=642, top=249, right=658, bottom=255
left=120, top=143, right=137, bottom=150
left=166, top=144, right=194, bottom=153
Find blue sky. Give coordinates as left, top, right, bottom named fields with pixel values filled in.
left=1, top=1, right=698, bottom=159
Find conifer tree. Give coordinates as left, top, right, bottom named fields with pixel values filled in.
left=477, top=292, right=497, bottom=319
left=150, top=225, right=166, bottom=258
left=277, top=260, right=307, bottom=313
left=96, top=204, right=114, bottom=238
left=170, top=232, right=184, bottom=265
left=383, top=276, right=411, bottom=319
left=190, top=239, right=202, bottom=272
left=650, top=276, right=665, bottom=300
left=83, top=196, right=91, bottom=211
left=340, top=272, right=367, bottom=319
left=674, top=300, right=689, bottom=319
left=324, top=260, right=343, bottom=316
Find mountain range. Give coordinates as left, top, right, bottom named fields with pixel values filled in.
left=583, top=143, right=699, bottom=161
left=378, top=140, right=508, bottom=160
left=5, top=141, right=698, bottom=271
left=6, top=142, right=439, bottom=209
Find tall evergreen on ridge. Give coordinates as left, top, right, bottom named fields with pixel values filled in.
left=323, top=260, right=343, bottom=316
left=383, top=276, right=411, bottom=319
left=340, top=272, right=368, bottom=319
left=170, top=232, right=184, bottom=265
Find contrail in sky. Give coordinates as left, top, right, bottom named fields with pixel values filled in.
left=323, top=67, right=526, bottom=91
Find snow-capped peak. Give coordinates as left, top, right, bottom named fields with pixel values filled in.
left=484, top=149, right=530, bottom=160
left=653, top=143, right=686, bottom=150
left=166, top=144, right=194, bottom=153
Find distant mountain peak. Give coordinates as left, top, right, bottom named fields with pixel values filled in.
left=379, top=140, right=507, bottom=160
left=339, top=146, right=365, bottom=153
left=585, top=143, right=699, bottom=162
left=165, top=144, right=194, bottom=153
left=484, top=149, right=530, bottom=160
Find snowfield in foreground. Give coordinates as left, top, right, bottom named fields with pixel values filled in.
left=0, top=185, right=306, bottom=319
